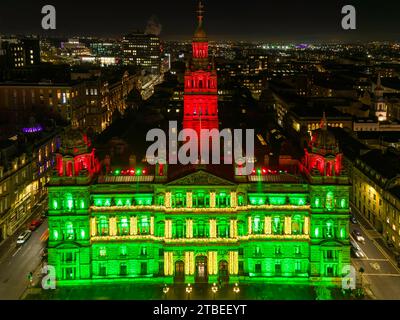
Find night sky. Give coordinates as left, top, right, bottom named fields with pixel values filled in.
left=0, top=0, right=399, bottom=42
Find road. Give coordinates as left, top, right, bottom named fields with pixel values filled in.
left=350, top=204, right=400, bottom=300
left=0, top=220, right=47, bottom=300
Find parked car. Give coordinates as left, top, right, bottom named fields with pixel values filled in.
left=16, top=230, right=32, bottom=245
left=352, top=229, right=365, bottom=243
left=350, top=216, right=358, bottom=224
left=29, top=218, right=44, bottom=231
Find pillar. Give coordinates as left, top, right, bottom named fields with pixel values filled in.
left=230, top=219, right=237, bottom=238
left=304, top=216, right=310, bottom=235
left=210, top=191, right=216, bottom=208
left=265, top=216, right=271, bottom=235
left=109, top=217, right=117, bottom=236
left=150, top=216, right=154, bottom=235
left=284, top=216, right=292, bottom=235
left=185, top=251, right=195, bottom=275
left=210, top=219, right=217, bottom=238
left=229, top=251, right=239, bottom=275
left=164, top=251, right=174, bottom=276
left=90, top=217, right=97, bottom=237
left=248, top=216, right=252, bottom=235
left=186, top=219, right=193, bottom=238
left=230, top=191, right=237, bottom=207
left=186, top=192, right=192, bottom=208
left=165, top=192, right=171, bottom=208
left=165, top=219, right=172, bottom=239
left=208, top=251, right=217, bottom=275
left=130, top=216, right=137, bottom=235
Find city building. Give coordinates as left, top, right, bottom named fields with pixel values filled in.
left=122, top=32, right=161, bottom=75
left=0, top=125, right=62, bottom=241
left=47, top=3, right=350, bottom=288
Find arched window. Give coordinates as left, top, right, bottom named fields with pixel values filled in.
left=118, top=216, right=129, bottom=236
left=64, top=222, right=75, bottom=240
left=98, top=216, right=109, bottom=236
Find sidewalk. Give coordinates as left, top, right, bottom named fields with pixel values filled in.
left=20, top=260, right=46, bottom=300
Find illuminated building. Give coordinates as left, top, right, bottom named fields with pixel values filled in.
left=183, top=1, right=219, bottom=136
left=47, top=3, right=350, bottom=289
left=0, top=127, right=62, bottom=241
left=122, top=32, right=161, bottom=75
left=47, top=119, right=350, bottom=286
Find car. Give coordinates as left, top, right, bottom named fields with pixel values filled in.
left=352, top=229, right=365, bottom=243
left=350, top=240, right=365, bottom=258
left=16, top=230, right=32, bottom=245
left=29, top=218, right=44, bottom=231
left=350, top=216, right=358, bottom=224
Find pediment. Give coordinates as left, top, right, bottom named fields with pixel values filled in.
left=167, top=170, right=235, bottom=186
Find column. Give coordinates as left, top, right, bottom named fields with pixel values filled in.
left=284, top=216, right=292, bottom=235
left=130, top=216, right=138, bottom=235
left=186, top=219, right=193, bottom=238
left=164, top=252, right=174, bottom=276
left=229, top=251, right=239, bottom=275
left=210, top=219, right=217, bottom=238
left=186, top=192, right=193, bottom=208
left=165, top=192, right=171, bottom=208
left=230, top=219, right=237, bottom=238
left=264, top=216, right=271, bottom=235
left=230, top=191, right=237, bottom=207
left=304, top=216, right=310, bottom=235
left=165, top=219, right=173, bottom=239
left=150, top=216, right=155, bottom=235
left=210, top=191, right=216, bottom=208
left=109, top=217, right=117, bottom=236
left=90, top=217, right=97, bottom=237
left=185, top=251, right=195, bottom=275
left=208, top=251, right=217, bottom=275
left=248, top=216, right=252, bottom=235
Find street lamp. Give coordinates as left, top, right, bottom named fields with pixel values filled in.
left=211, top=283, right=218, bottom=300
left=186, top=283, right=192, bottom=300
left=163, top=284, right=169, bottom=299
left=233, top=283, right=240, bottom=299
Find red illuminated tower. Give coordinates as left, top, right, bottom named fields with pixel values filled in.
left=183, top=1, right=219, bottom=136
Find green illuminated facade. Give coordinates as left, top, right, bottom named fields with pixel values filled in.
left=47, top=124, right=351, bottom=287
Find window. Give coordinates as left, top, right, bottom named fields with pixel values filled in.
left=140, top=247, right=147, bottom=256
left=99, top=247, right=107, bottom=257
left=120, top=245, right=127, bottom=257
left=255, top=263, right=262, bottom=273
left=99, top=263, right=106, bottom=276
left=275, top=246, right=282, bottom=255
left=294, top=246, right=301, bottom=255
left=119, top=217, right=129, bottom=235
left=253, top=217, right=263, bottom=234
left=272, top=217, right=282, bottom=235
left=120, top=263, right=128, bottom=276
left=98, top=217, right=109, bottom=236
left=275, top=262, right=282, bottom=275
left=295, top=261, right=301, bottom=273
left=255, top=246, right=262, bottom=257
left=140, top=262, right=147, bottom=275
left=138, top=216, right=150, bottom=235
left=326, top=250, right=333, bottom=260
left=65, top=222, right=74, bottom=240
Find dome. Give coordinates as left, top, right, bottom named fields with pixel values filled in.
left=310, top=128, right=339, bottom=154
left=60, top=128, right=90, bottom=155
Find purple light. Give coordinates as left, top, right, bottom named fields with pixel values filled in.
left=22, top=125, right=43, bottom=133
left=296, top=44, right=309, bottom=49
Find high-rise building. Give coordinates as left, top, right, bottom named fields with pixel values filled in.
left=183, top=2, right=219, bottom=136
left=122, top=32, right=161, bottom=75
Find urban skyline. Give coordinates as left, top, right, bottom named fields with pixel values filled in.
left=0, top=0, right=400, bottom=304
left=0, top=0, right=400, bottom=42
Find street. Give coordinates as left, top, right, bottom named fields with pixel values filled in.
left=0, top=220, right=47, bottom=300
left=350, top=204, right=400, bottom=299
